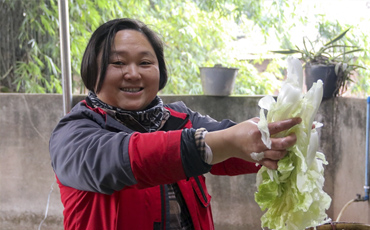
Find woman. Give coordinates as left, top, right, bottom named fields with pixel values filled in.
left=49, top=18, right=300, bottom=230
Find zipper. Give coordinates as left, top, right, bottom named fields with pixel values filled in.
left=194, top=176, right=208, bottom=203
left=160, top=185, right=170, bottom=230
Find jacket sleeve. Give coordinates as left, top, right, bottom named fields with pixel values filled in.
left=210, top=158, right=261, bottom=175
left=166, top=101, right=236, bottom=132
left=50, top=105, right=211, bottom=194
left=128, top=128, right=212, bottom=189
left=49, top=109, right=138, bottom=195
left=166, top=101, right=260, bottom=175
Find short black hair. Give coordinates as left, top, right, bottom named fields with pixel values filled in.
left=80, top=18, right=168, bottom=93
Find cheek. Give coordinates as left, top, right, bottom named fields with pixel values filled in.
left=103, top=68, right=122, bottom=85
left=153, top=74, right=160, bottom=91
left=143, top=67, right=160, bottom=88
left=151, top=68, right=161, bottom=87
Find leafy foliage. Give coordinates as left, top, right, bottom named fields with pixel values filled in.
left=272, top=28, right=363, bottom=65
left=271, top=7, right=370, bottom=97
left=272, top=27, right=365, bottom=96
left=1, top=0, right=282, bottom=95
left=1, top=0, right=369, bottom=97
left=1, top=0, right=61, bottom=93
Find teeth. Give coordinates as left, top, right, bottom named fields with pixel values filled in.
left=121, top=88, right=141, bottom=92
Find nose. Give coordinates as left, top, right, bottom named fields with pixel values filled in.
left=123, top=64, right=141, bottom=80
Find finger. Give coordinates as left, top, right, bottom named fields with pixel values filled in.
left=268, top=117, right=302, bottom=135
left=250, top=117, right=260, bottom=123
left=270, top=133, right=297, bottom=150
left=263, top=149, right=287, bottom=161
left=259, top=159, right=279, bottom=170
left=248, top=117, right=260, bottom=125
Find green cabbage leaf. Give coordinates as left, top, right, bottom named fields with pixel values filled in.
left=254, top=57, right=332, bottom=230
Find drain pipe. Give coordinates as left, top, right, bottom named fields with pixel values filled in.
left=361, top=96, right=370, bottom=201
left=357, top=96, right=370, bottom=201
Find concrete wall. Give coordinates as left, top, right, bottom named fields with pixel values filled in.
left=0, top=94, right=369, bottom=230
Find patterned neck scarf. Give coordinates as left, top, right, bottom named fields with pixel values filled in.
left=88, top=91, right=169, bottom=132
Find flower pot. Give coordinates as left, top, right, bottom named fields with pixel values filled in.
left=199, top=65, right=238, bottom=96
left=305, top=64, right=338, bottom=100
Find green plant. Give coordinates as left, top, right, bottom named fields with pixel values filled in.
left=1, top=0, right=294, bottom=95
left=272, top=28, right=365, bottom=97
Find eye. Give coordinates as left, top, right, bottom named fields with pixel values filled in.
left=140, top=60, right=152, bottom=65
left=112, top=61, right=125, bottom=65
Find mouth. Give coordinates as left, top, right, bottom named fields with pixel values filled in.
left=120, top=87, right=143, bottom=93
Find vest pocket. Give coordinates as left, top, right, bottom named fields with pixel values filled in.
left=190, top=176, right=211, bottom=208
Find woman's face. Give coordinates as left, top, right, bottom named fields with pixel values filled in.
left=96, top=29, right=160, bottom=111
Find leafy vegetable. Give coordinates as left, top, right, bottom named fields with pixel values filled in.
left=254, top=56, right=331, bottom=230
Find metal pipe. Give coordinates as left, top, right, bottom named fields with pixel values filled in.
left=38, top=3, right=71, bottom=228
left=58, top=0, right=72, bottom=115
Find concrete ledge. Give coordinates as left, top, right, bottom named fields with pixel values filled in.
left=0, top=94, right=369, bottom=229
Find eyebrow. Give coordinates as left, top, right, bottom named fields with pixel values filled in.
left=110, top=50, right=156, bottom=58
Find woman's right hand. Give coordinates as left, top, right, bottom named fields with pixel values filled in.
left=205, top=117, right=301, bottom=169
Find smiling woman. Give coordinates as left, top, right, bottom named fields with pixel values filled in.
left=96, top=30, right=160, bottom=111
left=49, top=18, right=301, bottom=230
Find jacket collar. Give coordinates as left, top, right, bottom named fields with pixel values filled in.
left=82, top=97, right=190, bottom=132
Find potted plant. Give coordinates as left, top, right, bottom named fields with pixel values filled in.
left=199, top=64, right=239, bottom=96
left=272, top=28, right=364, bottom=99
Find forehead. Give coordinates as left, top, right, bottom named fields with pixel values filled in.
left=112, top=29, right=155, bottom=52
